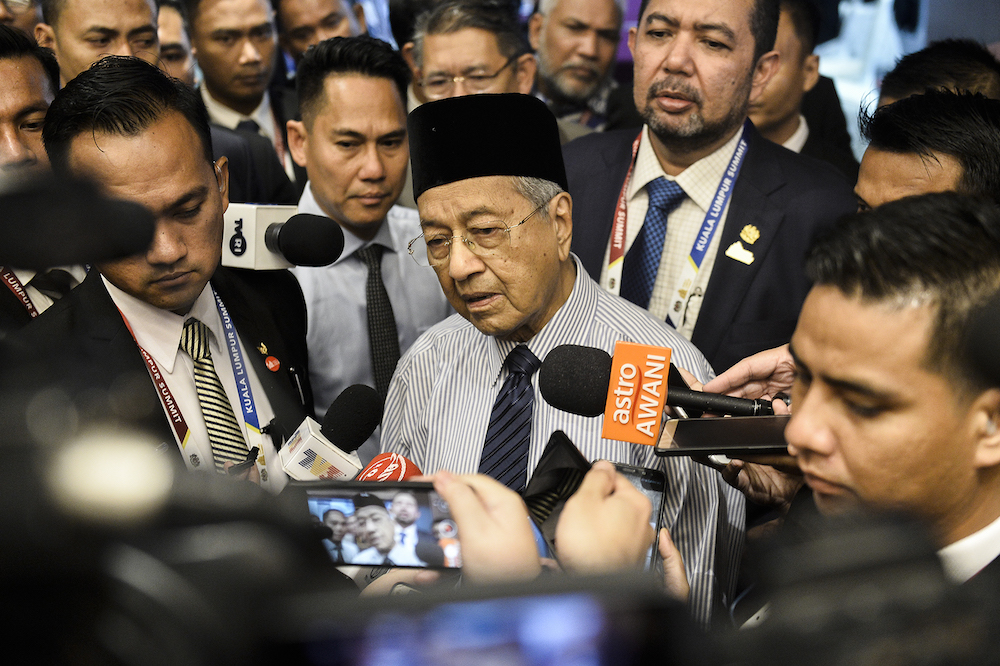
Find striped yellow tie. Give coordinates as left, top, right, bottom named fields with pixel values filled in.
left=180, top=318, right=248, bottom=471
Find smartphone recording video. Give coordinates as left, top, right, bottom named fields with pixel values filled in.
left=304, top=482, right=461, bottom=569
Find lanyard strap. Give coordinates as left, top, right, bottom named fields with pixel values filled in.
left=605, top=121, right=751, bottom=327
left=1, top=267, right=39, bottom=318
left=118, top=288, right=267, bottom=470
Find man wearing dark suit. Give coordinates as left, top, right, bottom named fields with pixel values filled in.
left=5, top=57, right=313, bottom=490
left=748, top=0, right=858, bottom=182
left=185, top=0, right=307, bottom=194
left=0, top=24, right=85, bottom=341
left=564, top=0, right=855, bottom=373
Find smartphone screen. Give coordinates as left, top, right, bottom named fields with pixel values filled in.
left=612, top=463, right=666, bottom=571
left=304, top=482, right=460, bottom=569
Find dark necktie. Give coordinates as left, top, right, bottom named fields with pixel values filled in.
left=619, top=177, right=686, bottom=309
left=180, top=318, right=249, bottom=472
left=29, top=269, right=76, bottom=300
left=235, top=119, right=260, bottom=134
left=479, top=345, right=541, bottom=492
left=357, top=245, right=401, bottom=401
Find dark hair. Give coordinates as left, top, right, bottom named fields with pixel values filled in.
left=805, top=192, right=1000, bottom=392
left=779, top=0, right=819, bottom=55
left=43, top=56, right=214, bottom=173
left=861, top=90, right=1000, bottom=207
left=411, top=0, right=529, bottom=67
left=0, top=24, right=59, bottom=93
left=389, top=0, right=439, bottom=48
left=323, top=508, right=346, bottom=520
left=881, top=39, right=1000, bottom=103
left=296, top=35, right=410, bottom=124
left=637, top=0, right=778, bottom=64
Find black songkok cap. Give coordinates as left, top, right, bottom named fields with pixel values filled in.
left=351, top=493, right=386, bottom=511
left=408, top=93, right=569, bottom=200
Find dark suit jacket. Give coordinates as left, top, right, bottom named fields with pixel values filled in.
left=0, top=282, right=34, bottom=343
left=211, top=124, right=298, bottom=205
left=1, top=267, right=313, bottom=465
left=801, top=131, right=860, bottom=184
left=564, top=123, right=857, bottom=372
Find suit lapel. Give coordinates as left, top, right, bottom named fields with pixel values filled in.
left=692, top=128, right=787, bottom=365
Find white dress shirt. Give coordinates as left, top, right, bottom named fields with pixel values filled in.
left=11, top=265, right=87, bottom=314
left=938, top=513, right=1000, bottom=584
left=598, top=125, right=744, bottom=339
left=291, top=182, right=452, bottom=464
left=105, top=277, right=287, bottom=492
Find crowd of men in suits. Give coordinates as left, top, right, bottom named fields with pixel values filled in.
left=3, top=0, right=1000, bottom=650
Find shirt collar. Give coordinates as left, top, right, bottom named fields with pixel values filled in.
left=938, top=512, right=1000, bottom=584
left=297, top=181, right=395, bottom=264
left=782, top=114, right=810, bottom=154
left=201, top=86, right=273, bottom=135
left=12, top=265, right=87, bottom=287
left=629, top=123, right=746, bottom=212
left=104, top=275, right=217, bottom=373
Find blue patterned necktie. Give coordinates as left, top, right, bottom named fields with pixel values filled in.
left=619, top=177, right=687, bottom=309
left=479, top=345, right=541, bottom=492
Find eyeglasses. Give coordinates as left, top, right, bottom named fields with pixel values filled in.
left=408, top=203, right=547, bottom=267
left=1, top=0, right=35, bottom=13
left=418, top=55, right=519, bottom=100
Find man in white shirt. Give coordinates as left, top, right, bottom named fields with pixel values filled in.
left=7, top=56, right=314, bottom=490
left=564, top=0, right=856, bottom=372
left=0, top=24, right=85, bottom=339
left=286, top=36, right=450, bottom=462
left=746, top=0, right=858, bottom=181
left=186, top=0, right=301, bottom=186
left=739, top=193, right=1000, bottom=586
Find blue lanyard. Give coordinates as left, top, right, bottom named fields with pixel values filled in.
left=213, top=288, right=261, bottom=432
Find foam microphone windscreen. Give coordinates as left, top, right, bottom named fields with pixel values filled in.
left=274, top=213, right=345, bottom=266
left=538, top=344, right=613, bottom=417
left=321, top=384, right=383, bottom=454
left=0, top=174, right=155, bottom=269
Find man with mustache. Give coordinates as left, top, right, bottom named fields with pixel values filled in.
left=528, top=0, right=639, bottom=132
left=286, top=36, right=450, bottom=462
left=563, top=0, right=855, bottom=373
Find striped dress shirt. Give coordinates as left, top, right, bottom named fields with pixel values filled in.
left=381, top=256, right=745, bottom=626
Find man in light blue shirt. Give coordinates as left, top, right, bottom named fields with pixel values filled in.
left=287, top=36, right=451, bottom=463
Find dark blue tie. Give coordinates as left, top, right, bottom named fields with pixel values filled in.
left=620, top=177, right=686, bottom=309
left=479, top=345, right=541, bottom=492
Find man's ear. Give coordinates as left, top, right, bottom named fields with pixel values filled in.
left=286, top=119, right=308, bottom=168
left=748, top=50, right=780, bottom=105
left=353, top=2, right=367, bottom=33
left=802, top=53, right=820, bottom=93
left=550, top=191, right=573, bottom=260
left=35, top=22, right=55, bottom=49
left=527, top=12, right=544, bottom=50
left=215, top=156, right=230, bottom=213
left=514, top=53, right=538, bottom=95
left=972, top=388, right=1000, bottom=469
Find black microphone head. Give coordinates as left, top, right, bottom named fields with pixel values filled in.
left=0, top=174, right=155, bottom=269
left=320, top=384, right=383, bottom=453
left=539, top=344, right=613, bottom=417
left=274, top=213, right=345, bottom=266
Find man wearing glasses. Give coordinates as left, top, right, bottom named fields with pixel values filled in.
left=0, top=0, right=41, bottom=37
left=286, top=36, right=450, bottom=463
left=404, top=0, right=590, bottom=144
left=381, top=93, right=744, bottom=627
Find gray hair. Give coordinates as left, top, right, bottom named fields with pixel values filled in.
left=511, top=176, right=564, bottom=215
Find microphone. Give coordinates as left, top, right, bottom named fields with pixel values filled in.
left=355, top=452, right=422, bottom=482
left=278, top=384, right=383, bottom=481
left=0, top=173, right=156, bottom=268
left=222, top=204, right=345, bottom=269
left=539, top=344, right=774, bottom=445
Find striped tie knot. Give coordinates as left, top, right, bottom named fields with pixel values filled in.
left=504, top=344, right=541, bottom=377
left=181, top=317, right=211, bottom=361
